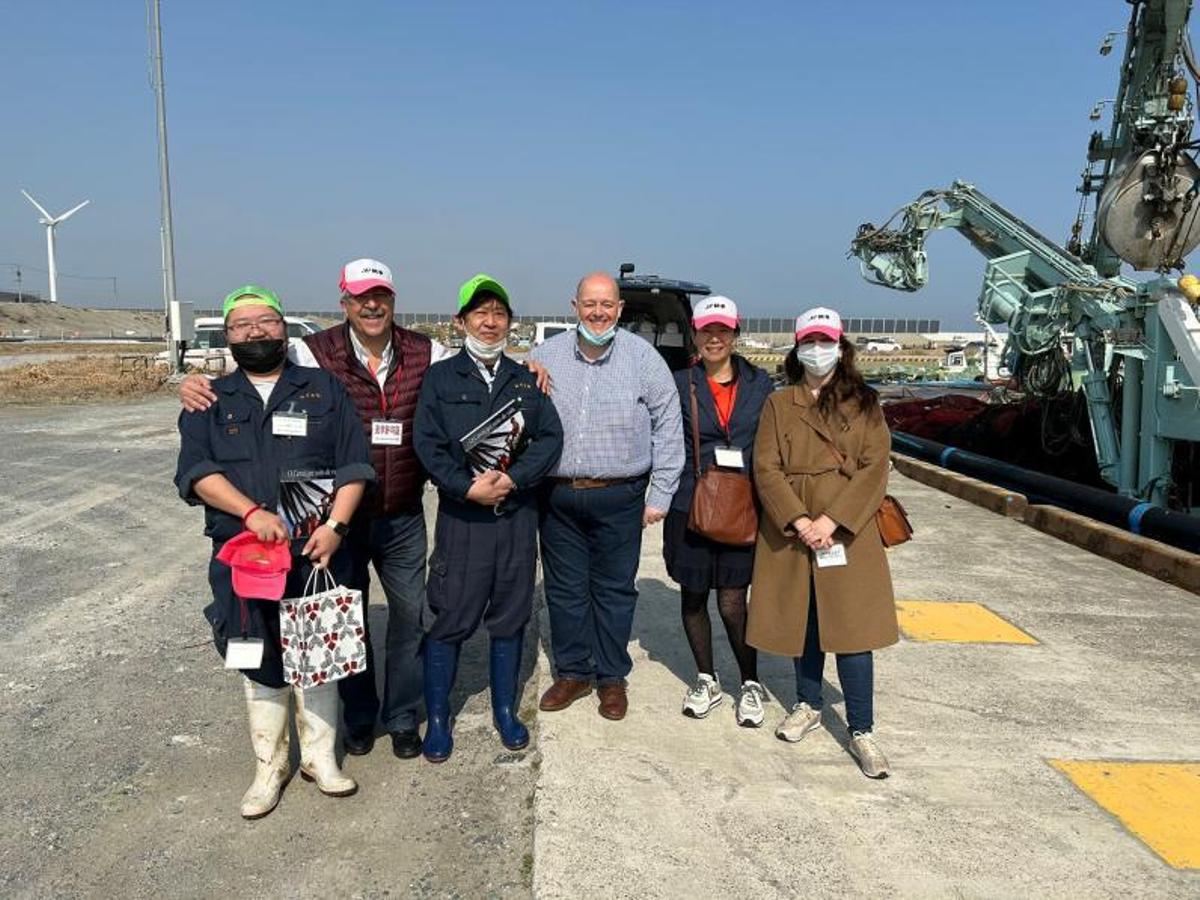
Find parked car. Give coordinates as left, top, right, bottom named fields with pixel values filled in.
left=865, top=336, right=901, bottom=353
left=158, top=315, right=321, bottom=373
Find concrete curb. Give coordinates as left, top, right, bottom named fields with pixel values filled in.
left=891, top=452, right=1027, bottom=518
left=891, top=452, right=1200, bottom=596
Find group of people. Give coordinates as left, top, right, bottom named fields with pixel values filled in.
left=174, top=258, right=899, bottom=820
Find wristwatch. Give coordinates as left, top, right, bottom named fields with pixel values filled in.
left=325, top=517, right=349, bottom=536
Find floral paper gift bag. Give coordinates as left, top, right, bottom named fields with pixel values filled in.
left=279, top=569, right=368, bottom=688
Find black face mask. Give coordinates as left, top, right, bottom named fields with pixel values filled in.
left=230, top=338, right=287, bottom=374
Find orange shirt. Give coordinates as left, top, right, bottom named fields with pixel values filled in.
left=708, top=377, right=738, bottom=432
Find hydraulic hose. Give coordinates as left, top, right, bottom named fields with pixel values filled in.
left=891, top=431, right=1200, bottom=553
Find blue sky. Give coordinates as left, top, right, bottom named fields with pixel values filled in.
left=1, top=1, right=1137, bottom=325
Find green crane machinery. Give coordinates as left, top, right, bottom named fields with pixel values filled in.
left=850, top=0, right=1200, bottom=513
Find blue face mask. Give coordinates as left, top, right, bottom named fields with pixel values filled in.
left=577, top=322, right=618, bottom=347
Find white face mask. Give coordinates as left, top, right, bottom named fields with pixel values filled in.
left=465, top=332, right=507, bottom=362
left=794, top=342, right=840, bottom=377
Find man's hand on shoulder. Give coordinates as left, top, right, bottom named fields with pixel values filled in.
left=524, top=359, right=553, bottom=395
left=179, top=374, right=218, bottom=412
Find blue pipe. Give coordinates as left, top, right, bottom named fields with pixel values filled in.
left=892, top=431, right=1200, bottom=553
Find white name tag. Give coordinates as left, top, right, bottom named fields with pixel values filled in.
left=272, top=412, right=307, bottom=437
left=372, top=419, right=404, bottom=446
left=814, top=543, right=848, bottom=568
left=225, top=638, right=265, bottom=670
left=714, top=446, right=745, bottom=469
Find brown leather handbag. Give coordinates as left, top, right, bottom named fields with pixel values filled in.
left=685, top=376, right=758, bottom=546
left=818, top=426, right=913, bottom=548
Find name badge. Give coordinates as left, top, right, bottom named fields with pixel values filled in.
left=714, top=446, right=745, bottom=468
left=814, top=543, right=848, bottom=568
left=225, top=638, right=265, bottom=670
left=272, top=412, right=307, bottom=437
left=372, top=420, right=404, bottom=446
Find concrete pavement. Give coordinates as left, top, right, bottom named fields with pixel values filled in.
left=531, top=468, right=1200, bottom=898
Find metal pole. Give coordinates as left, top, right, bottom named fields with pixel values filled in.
left=150, top=0, right=179, bottom=373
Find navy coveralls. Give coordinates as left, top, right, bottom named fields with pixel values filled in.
left=175, top=362, right=375, bottom=687
left=412, top=351, right=563, bottom=643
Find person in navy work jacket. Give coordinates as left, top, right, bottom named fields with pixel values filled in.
left=175, top=285, right=374, bottom=819
left=412, top=274, right=563, bottom=763
left=665, top=296, right=774, bottom=727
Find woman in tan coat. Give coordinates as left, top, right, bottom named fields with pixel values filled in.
left=747, top=307, right=898, bottom=778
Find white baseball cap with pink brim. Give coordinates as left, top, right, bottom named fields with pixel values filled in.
left=794, top=307, right=843, bottom=341
left=692, top=295, right=740, bottom=330
left=340, top=258, right=395, bottom=296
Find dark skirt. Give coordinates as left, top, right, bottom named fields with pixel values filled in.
left=662, top=508, right=755, bottom=592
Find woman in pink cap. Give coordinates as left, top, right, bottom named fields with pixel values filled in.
left=665, top=295, right=774, bottom=727
left=747, top=306, right=899, bottom=778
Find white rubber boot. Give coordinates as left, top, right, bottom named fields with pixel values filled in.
left=240, top=678, right=292, bottom=819
left=295, top=682, right=357, bottom=797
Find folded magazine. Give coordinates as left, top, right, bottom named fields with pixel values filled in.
left=459, top=399, right=528, bottom=475
left=279, top=467, right=336, bottom=539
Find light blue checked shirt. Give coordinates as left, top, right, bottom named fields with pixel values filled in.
left=531, top=328, right=684, bottom=511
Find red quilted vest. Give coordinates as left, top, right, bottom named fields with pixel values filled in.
left=304, top=322, right=431, bottom=517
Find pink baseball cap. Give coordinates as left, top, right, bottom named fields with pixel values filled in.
left=795, top=307, right=843, bottom=342
left=340, top=258, right=394, bottom=296
left=692, top=295, right=739, bottom=330
left=216, top=530, right=292, bottom=600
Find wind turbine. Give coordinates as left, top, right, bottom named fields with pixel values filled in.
left=20, top=189, right=90, bottom=303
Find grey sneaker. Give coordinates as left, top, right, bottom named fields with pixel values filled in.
left=775, top=702, right=822, bottom=742
left=682, top=673, right=723, bottom=718
left=735, top=680, right=766, bottom=728
left=849, top=731, right=890, bottom=779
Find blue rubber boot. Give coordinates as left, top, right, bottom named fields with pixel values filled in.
left=490, top=634, right=530, bottom=750
left=422, top=638, right=459, bottom=763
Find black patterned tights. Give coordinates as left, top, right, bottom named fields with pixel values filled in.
left=680, top=587, right=758, bottom=684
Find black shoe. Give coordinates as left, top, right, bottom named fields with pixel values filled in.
left=391, top=729, right=423, bottom=759
left=343, top=726, right=376, bottom=756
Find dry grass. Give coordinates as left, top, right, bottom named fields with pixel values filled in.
left=0, top=341, right=165, bottom=356
left=0, top=356, right=173, bottom=406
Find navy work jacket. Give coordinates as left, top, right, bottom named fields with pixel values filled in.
left=670, top=354, right=774, bottom=513
left=413, top=350, right=563, bottom=522
left=175, top=362, right=376, bottom=544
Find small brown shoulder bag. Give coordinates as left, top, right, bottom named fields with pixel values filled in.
left=685, top=375, right=758, bottom=546
left=818, top=428, right=913, bottom=548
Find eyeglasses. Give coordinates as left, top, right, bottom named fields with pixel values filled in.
left=226, top=316, right=285, bottom=336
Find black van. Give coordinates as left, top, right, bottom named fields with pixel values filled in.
left=616, top=263, right=711, bottom=371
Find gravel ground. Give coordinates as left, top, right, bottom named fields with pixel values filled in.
left=0, top=398, right=537, bottom=899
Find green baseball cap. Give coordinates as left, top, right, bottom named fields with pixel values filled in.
left=222, top=284, right=284, bottom=319
left=457, top=273, right=511, bottom=314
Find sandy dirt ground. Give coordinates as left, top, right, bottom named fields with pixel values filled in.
left=0, top=398, right=538, bottom=898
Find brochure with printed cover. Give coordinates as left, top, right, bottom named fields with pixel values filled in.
left=459, top=399, right=527, bottom=475
left=279, top=467, right=336, bottom=539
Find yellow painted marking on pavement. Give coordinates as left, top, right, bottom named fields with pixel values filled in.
left=894, top=600, right=1037, bottom=644
left=1049, top=760, right=1200, bottom=869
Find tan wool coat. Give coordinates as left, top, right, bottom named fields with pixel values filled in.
left=746, top=385, right=898, bottom=656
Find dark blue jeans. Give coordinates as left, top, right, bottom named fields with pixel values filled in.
left=338, top=509, right=427, bottom=734
left=540, top=477, right=647, bottom=685
left=794, top=594, right=874, bottom=734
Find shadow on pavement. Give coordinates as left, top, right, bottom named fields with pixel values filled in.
left=633, top=576, right=846, bottom=726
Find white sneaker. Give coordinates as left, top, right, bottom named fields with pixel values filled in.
left=775, top=702, right=822, bottom=742
left=681, top=673, right=723, bottom=718
left=735, top=680, right=766, bottom=728
left=849, top=730, right=891, bottom=779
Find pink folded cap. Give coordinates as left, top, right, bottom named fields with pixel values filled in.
left=215, top=530, right=292, bottom=600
